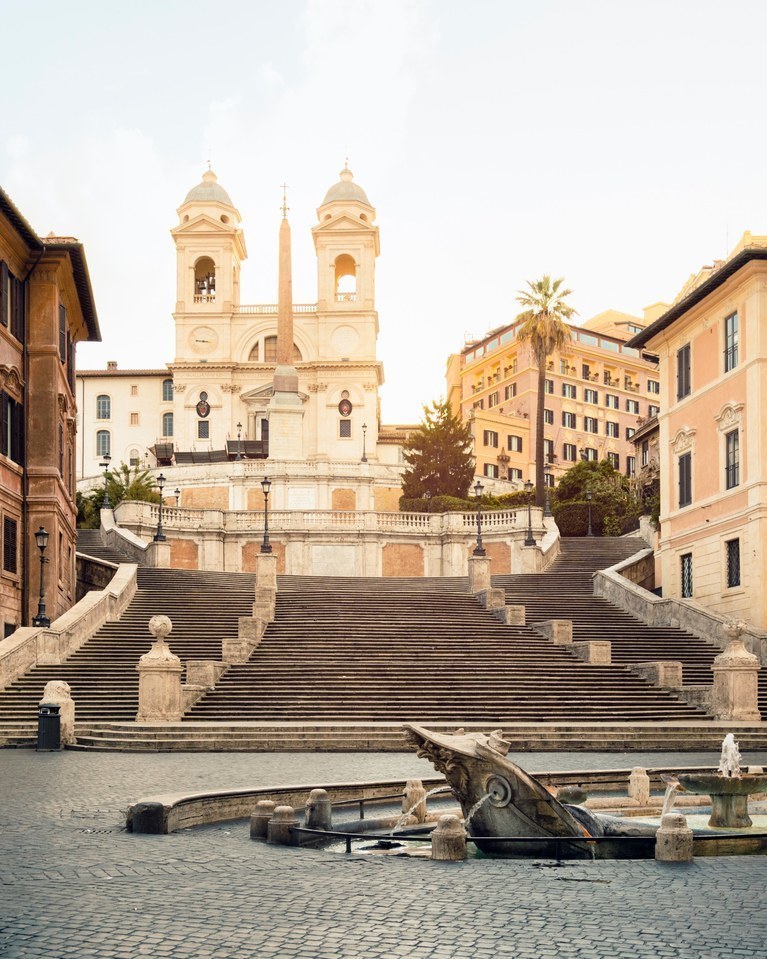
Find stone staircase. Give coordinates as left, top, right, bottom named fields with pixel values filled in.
left=76, top=529, right=132, bottom=566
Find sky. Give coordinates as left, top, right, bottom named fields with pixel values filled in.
left=2, top=0, right=765, bottom=423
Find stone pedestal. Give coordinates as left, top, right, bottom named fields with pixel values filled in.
left=238, top=616, right=266, bottom=643
left=136, top=615, right=183, bottom=722
left=250, top=800, right=276, bottom=840
left=431, top=815, right=467, bottom=861
left=655, top=813, right=693, bottom=862
left=628, top=767, right=651, bottom=806
left=711, top=622, right=761, bottom=722
left=39, top=681, right=75, bottom=746
left=253, top=587, right=277, bottom=623
left=305, top=789, right=332, bottom=830
left=267, top=805, right=300, bottom=846
left=633, top=661, right=683, bottom=688
left=491, top=604, right=525, bottom=626
left=476, top=588, right=505, bottom=610
left=256, top=553, right=278, bottom=590
left=467, top=556, right=491, bottom=594
left=531, top=620, right=572, bottom=645
left=571, top=641, right=611, bottom=664
left=221, top=638, right=257, bottom=664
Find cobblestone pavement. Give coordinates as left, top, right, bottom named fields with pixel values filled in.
left=2, top=749, right=767, bottom=958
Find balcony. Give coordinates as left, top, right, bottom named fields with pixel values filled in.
left=336, top=292, right=357, bottom=303
left=193, top=294, right=216, bottom=304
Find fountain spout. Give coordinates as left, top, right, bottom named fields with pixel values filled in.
left=719, top=732, right=742, bottom=778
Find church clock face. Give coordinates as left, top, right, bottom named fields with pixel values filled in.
left=189, top=326, right=218, bottom=355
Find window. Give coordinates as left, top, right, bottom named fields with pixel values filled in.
left=508, top=435, right=522, bottom=453
left=2, top=516, right=17, bottom=574
left=562, top=383, right=576, bottom=399
left=162, top=412, right=174, bottom=437
left=130, top=412, right=139, bottom=426
left=509, top=468, right=523, bottom=481
left=472, top=399, right=484, bottom=410
left=641, top=440, right=649, bottom=467
left=626, top=455, right=636, bottom=478
left=582, top=364, right=591, bottom=380
left=563, top=443, right=576, bottom=462
left=677, top=344, right=691, bottom=400
left=626, top=427, right=636, bottom=440
left=129, top=449, right=140, bottom=467
left=607, top=452, right=620, bottom=470
left=1, top=263, right=24, bottom=341
left=726, top=539, right=741, bottom=588
left=626, top=399, right=639, bottom=415
left=724, top=312, right=738, bottom=372
left=96, top=429, right=111, bottom=457
left=96, top=395, right=111, bottom=420
left=488, top=391, right=499, bottom=408
left=198, top=420, right=210, bottom=440
left=130, top=385, right=138, bottom=397
left=264, top=336, right=278, bottom=363
left=681, top=552, right=693, bottom=598
left=605, top=394, right=619, bottom=409
left=725, top=429, right=739, bottom=489
left=504, top=384, right=517, bottom=400
left=584, top=447, right=598, bottom=461
left=483, top=463, right=499, bottom=478
left=584, top=388, right=598, bottom=404
left=648, top=405, right=659, bottom=418
left=648, top=379, right=660, bottom=394
left=543, top=438, right=554, bottom=462
left=606, top=421, right=619, bottom=438
left=1, top=393, right=23, bottom=465
left=584, top=416, right=598, bottom=434
left=58, top=423, right=63, bottom=475
left=559, top=360, right=569, bottom=375
left=58, top=303, right=67, bottom=363
left=544, top=379, right=554, bottom=394
left=562, top=411, right=576, bottom=429
left=544, top=408, right=554, bottom=425
left=339, top=419, right=352, bottom=438
left=483, top=430, right=499, bottom=448
left=162, top=378, right=173, bottom=402
left=678, top=452, right=692, bottom=507
left=0, top=261, right=9, bottom=328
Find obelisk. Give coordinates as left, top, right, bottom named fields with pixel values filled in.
left=267, top=186, right=304, bottom=459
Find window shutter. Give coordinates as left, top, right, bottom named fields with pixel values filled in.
left=0, top=393, right=8, bottom=458
left=59, top=304, right=67, bottom=362
left=0, top=262, right=8, bottom=328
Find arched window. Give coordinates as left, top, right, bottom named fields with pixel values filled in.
left=248, top=341, right=259, bottom=361
left=162, top=412, right=174, bottom=437
left=262, top=336, right=302, bottom=363
left=335, top=254, right=357, bottom=302
left=96, top=430, right=111, bottom=457
left=129, top=448, right=140, bottom=467
left=162, top=378, right=173, bottom=402
left=194, top=256, right=216, bottom=302
left=96, top=394, right=111, bottom=419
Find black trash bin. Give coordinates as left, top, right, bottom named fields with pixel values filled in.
left=37, top=703, right=61, bottom=751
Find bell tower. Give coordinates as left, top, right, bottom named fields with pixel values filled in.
left=171, top=168, right=247, bottom=363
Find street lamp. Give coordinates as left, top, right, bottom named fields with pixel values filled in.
left=99, top=453, right=111, bottom=509
left=543, top=461, right=553, bottom=518
left=154, top=473, right=166, bottom=542
left=361, top=422, right=368, bottom=463
left=424, top=490, right=432, bottom=513
left=473, top=479, right=486, bottom=556
left=260, top=475, right=272, bottom=554
left=32, top=527, right=50, bottom=628
left=175, top=487, right=181, bottom=506
left=524, top=479, right=536, bottom=546
left=236, top=421, right=243, bottom=461
left=586, top=489, right=594, bottom=537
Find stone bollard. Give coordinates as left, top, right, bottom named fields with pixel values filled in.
left=655, top=812, right=694, bottom=863
left=628, top=767, right=651, bottom=806
left=305, top=789, right=332, bottom=831
left=467, top=555, right=491, bottom=594
left=267, top=805, right=300, bottom=846
left=136, top=615, right=183, bottom=722
left=403, top=779, right=428, bottom=824
left=431, top=815, right=467, bottom=861
left=39, top=680, right=75, bottom=746
left=250, top=800, right=276, bottom=840
left=711, top=621, right=761, bottom=721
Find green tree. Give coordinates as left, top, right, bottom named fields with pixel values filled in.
left=516, top=275, right=576, bottom=507
left=552, top=459, right=641, bottom=536
left=77, top=463, right=161, bottom=528
left=401, top=400, right=475, bottom=500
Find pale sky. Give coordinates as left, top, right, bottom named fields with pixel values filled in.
left=2, top=0, right=765, bottom=422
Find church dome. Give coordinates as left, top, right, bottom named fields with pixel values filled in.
left=321, top=164, right=371, bottom=206
left=183, top=169, right=234, bottom=206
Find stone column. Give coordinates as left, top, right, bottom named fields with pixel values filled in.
left=628, top=767, right=651, bottom=806
left=431, top=815, right=467, bottom=861
left=250, top=800, right=276, bottom=840
left=655, top=812, right=693, bottom=863
left=711, top=621, right=761, bottom=722
left=136, top=615, right=183, bottom=722
left=467, top=556, right=491, bottom=594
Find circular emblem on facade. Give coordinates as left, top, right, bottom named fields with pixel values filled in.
left=196, top=391, right=210, bottom=418
left=338, top=398, right=353, bottom=417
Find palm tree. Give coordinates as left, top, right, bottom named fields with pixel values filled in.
left=516, top=275, right=576, bottom=507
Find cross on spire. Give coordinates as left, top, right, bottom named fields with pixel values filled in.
left=280, top=183, right=289, bottom=219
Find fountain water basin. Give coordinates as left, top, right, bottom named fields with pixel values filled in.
left=676, top=773, right=767, bottom=828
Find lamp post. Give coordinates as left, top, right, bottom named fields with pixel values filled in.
left=32, top=527, right=50, bottom=628
left=235, top=421, right=243, bottom=461
left=99, top=453, right=111, bottom=509
left=424, top=490, right=432, bottom=513
left=260, top=475, right=272, bottom=553
left=586, top=489, right=594, bottom=537
left=361, top=422, right=368, bottom=463
left=473, top=479, right=486, bottom=556
left=524, top=479, right=536, bottom=546
left=154, top=473, right=166, bottom=542
left=543, top=461, right=553, bottom=518
left=175, top=487, right=181, bottom=506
